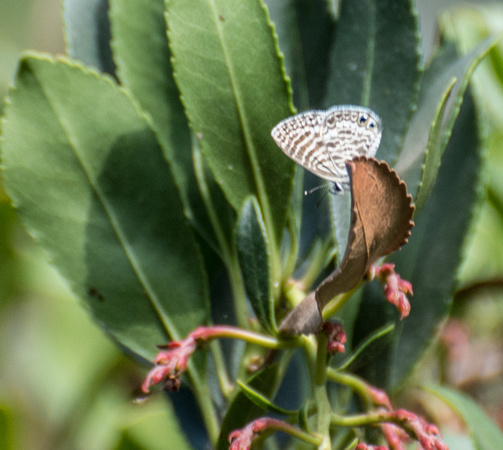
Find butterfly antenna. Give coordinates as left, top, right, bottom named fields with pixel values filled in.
left=304, top=184, right=328, bottom=196
left=315, top=189, right=330, bottom=209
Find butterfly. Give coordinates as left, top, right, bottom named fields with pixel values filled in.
left=271, top=105, right=382, bottom=193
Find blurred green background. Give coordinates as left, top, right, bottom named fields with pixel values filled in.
left=0, top=2, right=187, bottom=449
left=1, top=0, right=503, bottom=449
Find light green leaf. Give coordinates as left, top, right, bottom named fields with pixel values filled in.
left=412, top=77, right=456, bottom=215
left=166, top=0, right=295, bottom=245
left=116, top=397, right=191, bottom=450
left=1, top=54, right=209, bottom=360
left=109, top=0, right=205, bottom=226
left=0, top=405, right=14, bottom=450
left=425, top=384, right=503, bottom=450
left=395, top=36, right=499, bottom=201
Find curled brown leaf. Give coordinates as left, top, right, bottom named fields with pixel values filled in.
left=280, top=157, right=414, bottom=335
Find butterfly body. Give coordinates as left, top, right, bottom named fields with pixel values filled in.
left=271, top=105, right=383, bottom=192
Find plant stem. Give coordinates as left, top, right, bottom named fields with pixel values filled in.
left=187, top=365, right=220, bottom=444
left=322, top=282, right=362, bottom=320
left=200, top=324, right=302, bottom=349
left=326, top=369, right=374, bottom=408
left=330, top=410, right=391, bottom=427
left=313, top=332, right=332, bottom=449
left=209, top=341, right=233, bottom=398
left=192, top=143, right=249, bottom=329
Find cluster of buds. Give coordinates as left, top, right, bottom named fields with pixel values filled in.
left=141, top=326, right=214, bottom=393
left=369, top=263, right=413, bottom=319
left=228, top=418, right=301, bottom=449
left=323, top=321, right=347, bottom=354
left=381, top=409, right=447, bottom=450
left=139, top=265, right=447, bottom=450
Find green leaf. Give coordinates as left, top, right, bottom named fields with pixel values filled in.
left=425, top=384, right=503, bottom=450
left=439, top=7, right=503, bottom=127
left=216, top=365, right=280, bottom=450
left=395, top=36, right=499, bottom=201
left=109, top=0, right=204, bottom=224
left=1, top=54, right=209, bottom=359
left=63, top=0, right=116, bottom=75
left=266, top=0, right=335, bottom=109
left=116, top=397, right=192, bottom=450
left=412, top=77, right=456, bottom=215
left=324, top=0, right=421, bottom=258
left=324, top=0, right=422, bottom=163
left=236, top=380, right=297, bottom=416
left=356, top=89, right=484, bottom=390
left=330, top=191, right=351, bottom=265
left=337, top=323, right=395, bottom=372
left=166, top=0, right=295, bottom=245
left=0, top=405, right=14, bottom=450
left=235, top=196, right=275, bottom=334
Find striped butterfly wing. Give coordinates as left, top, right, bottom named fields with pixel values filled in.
left=321, top=106, right=383, bottom=188
left=271, top=110, right=348, bottom=186
left=271, top=105, right=383, bottom=191
left=271, top=110, right=329, bottom=177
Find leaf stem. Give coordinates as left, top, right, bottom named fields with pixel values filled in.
left=326, top=369, right=375, bottom=408
left=335, top=322, right=395, bottom=371
left=192, top=143, right=249, bottom=329
left=313, top=332, right=332, bottom=449
left=189, top=375, right=221, bottom=443
left=322, top=282, right=362, bottom=320
left=196, top=324, right=302, bottom=349
left=209, top=341, right=233, bottom=397
left=207, top=0, right=282, bottom=292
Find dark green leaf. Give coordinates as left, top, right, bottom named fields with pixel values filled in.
left=235, top=197, right=275, bottom=334
left=1, top=54, right=209, bottom=359
left=425, top=384, right=503, bottom=450
left=109, top=0, right=207, bottom=227
left=236, top=380, right=296, bottom=415
left=355, top=89, right=484, bottom=389
left=63, top=0, right=116, bottom=75
left=395, top=36, right=498, bottom=201
left=166, top=0, right=295, bottom=244
left=324, top=0, right=422, bottom=163
left=217, top=365, right=280, bottom=450
left=337, top=322, right=394, bottom=371
left=266, top=0, right=335, bottom=109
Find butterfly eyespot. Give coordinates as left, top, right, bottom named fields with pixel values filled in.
left=359, top=115, right=368, bottom=125
left=369, top=121, right=376, bottom=129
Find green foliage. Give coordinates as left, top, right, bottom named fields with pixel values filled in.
left=235, top=197, right=275, bottom=334
left=426, top=384, right=503, bottom=450
left=2, top=56, right=209, bottom=358
left=1, top=0, right=501, bottom=448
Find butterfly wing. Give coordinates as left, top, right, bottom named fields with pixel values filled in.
left=321, top=106, right=383, bottom=187
left=271, top=110, right=342, bottom=183
left=271, top=105, right=383, bottom=188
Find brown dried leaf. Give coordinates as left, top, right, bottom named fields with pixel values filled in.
left=279, top=157, right=414, bottom=335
